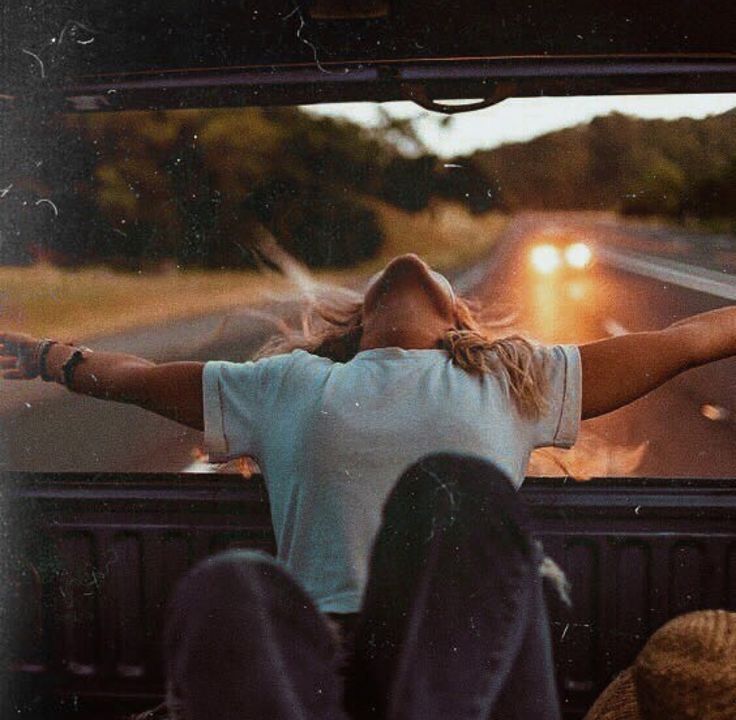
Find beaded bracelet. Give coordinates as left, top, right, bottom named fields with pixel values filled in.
left=37, top=339, right=58, bottom=382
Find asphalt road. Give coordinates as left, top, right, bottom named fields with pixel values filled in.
left=2, top=212, right=736, bottom=477
left=480, top=214, right=736, bottom=478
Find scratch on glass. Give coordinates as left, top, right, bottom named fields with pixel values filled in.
left=22, top=49, right=45, bottom=78
left=35, top=198, right=59, bottom=216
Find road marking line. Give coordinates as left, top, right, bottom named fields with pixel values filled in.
left=595, top=247, right=736, bottom=301
left=603, top=318, right=629, bottom=337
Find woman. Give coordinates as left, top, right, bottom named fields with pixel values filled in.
left=2, top=253, right=734, bottom=720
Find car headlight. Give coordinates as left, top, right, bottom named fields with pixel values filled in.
left=564, top=242, right=592, bottom=269
left=530, top=244, right=562, bottom=274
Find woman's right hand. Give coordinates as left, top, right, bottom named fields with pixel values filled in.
left=0, top=331, right=43, bottom=380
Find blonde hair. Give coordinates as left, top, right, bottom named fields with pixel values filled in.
left=443, top=296, right=550, bottom=418
left=256, top=291, right=550, bottom=419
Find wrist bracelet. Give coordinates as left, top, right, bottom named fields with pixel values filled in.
left=61, top=347, right=92, bottom=389
left=38, top=339, right=58, bottom=382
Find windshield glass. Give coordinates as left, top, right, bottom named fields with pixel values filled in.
left=3, top=94, right=736, bottom=477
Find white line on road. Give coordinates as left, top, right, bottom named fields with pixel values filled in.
left=595, top=246, right=736, bottom=301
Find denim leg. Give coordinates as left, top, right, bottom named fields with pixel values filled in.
left=164, top=549, right=350, bottom=720
left=489, top=559, right=562, bottom=720
left=345, top=452, right=560, bottom=720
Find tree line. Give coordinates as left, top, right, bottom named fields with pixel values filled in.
left=1, top=107, right=489, bottom=269
left=472, top=109, right=736, bottom=227
left=2, top=106, right=734, bottom=269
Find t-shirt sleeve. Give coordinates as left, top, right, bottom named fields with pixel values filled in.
left=202, top=354, right=296, bottom=462
left=532, top=344, right=582, bottom=449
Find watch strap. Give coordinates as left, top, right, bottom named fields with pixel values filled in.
left=61, top=347, right=92, bottom=389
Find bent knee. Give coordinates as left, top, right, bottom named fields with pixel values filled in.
left=399, top=452, right=517, bottom=498
left=383, top=452, right=527, bottom=530
left=199, top=548, right=277, bottom=574
left=173, top=549, right=282, bottom=601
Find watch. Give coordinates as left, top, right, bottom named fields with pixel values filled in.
left=61, top=347, right=92, bottom=389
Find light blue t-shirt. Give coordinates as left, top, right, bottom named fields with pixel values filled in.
left=203, top=345, right=581, bottom=613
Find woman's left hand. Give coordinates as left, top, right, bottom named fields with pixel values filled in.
left=0, top=331, right=42, bottom=380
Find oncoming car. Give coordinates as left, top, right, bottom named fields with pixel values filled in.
left=529, top=230, right=594, bottom=275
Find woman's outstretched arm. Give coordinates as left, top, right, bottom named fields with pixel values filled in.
left=579, top=306, right=736, bottom=420
left=0, top=332, right=204, bottom=430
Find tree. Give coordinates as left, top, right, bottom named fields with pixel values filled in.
left=621, top=154, right=686, bottom=217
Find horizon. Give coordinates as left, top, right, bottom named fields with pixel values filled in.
left=302, top=93, right=736, bottom=158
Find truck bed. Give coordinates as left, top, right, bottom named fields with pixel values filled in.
left=4, top=473, right=736, bottom=719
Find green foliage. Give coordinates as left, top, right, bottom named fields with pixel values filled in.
left=15, top=108, right=392, bottom=270
left=471, top=109, right=736, bottom=222
left=247, top=179, right=382, bottom=267
left=20, top=105, right=507, bottom=270
left=681, top=156, right=736, bottom=228
left=9, top=105, right=736, bottom=270
left=433, top=161, right=503, bottom=213
left=379, top=155, right=437, bottom=211
left=621, top=154, right=686, bottom=217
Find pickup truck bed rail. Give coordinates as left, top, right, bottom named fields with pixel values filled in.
left=4, top=473, right=736, bottom=719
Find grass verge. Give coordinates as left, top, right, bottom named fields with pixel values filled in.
left=0, top=202, right=508, bottom=340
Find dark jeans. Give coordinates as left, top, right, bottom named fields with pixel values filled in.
left=164, top=453, right=561, bottom=720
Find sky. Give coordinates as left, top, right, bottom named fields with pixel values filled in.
left=302, top=94, right=736, bottom=158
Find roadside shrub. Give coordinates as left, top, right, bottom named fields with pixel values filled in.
left=248, top=179, right=384, bottom=268
left=379, top=156, right=436, bottom=212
